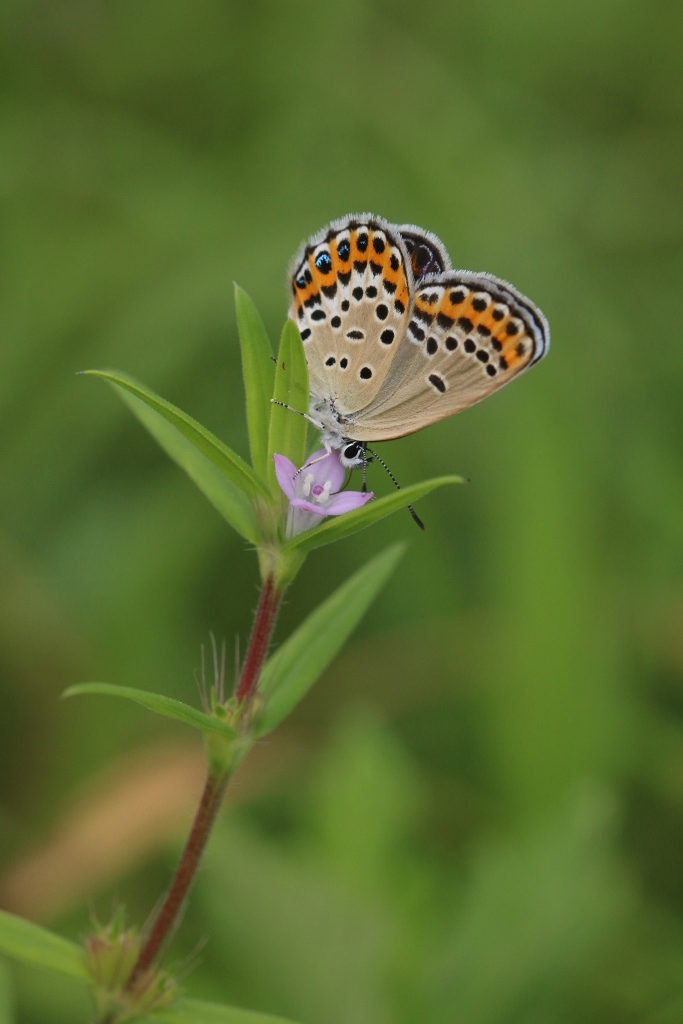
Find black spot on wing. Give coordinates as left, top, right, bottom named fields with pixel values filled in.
left=428, top=373, right=446, bottom=393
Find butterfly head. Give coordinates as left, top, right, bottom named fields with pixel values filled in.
left=339, top=440, right=365, bottom=470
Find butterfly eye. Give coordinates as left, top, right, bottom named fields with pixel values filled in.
left=337, top=240, right=350, bottom=260
left=315, top=251, right=332, bottom=273
left=343, top=442, right=362, bottom=460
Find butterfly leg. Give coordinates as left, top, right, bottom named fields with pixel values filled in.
left=270, top=399, right=324, bottom=430
left=293, top=450, right=331, bottom=480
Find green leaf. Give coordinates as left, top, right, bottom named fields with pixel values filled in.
left=256, top=543, right=405, bottom=737
left=0, top=958, right=14, bottom=1024
left=147, top=998, right=300, bottom=1024
left=235, top=285, right=274, bottom=481
left=282, top=475, right=465, bottom=556
left=62, top=684, right=236, bottom=739
left=267, top=320, right=309, bottom=493
left=0, top=910, right=87, bottom=982
left=112, top=385, right=258, bottom=545
left=83, top=370, right=270, bottom=503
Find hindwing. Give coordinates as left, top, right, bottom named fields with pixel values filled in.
left=347, top=270, right=550, bottom=441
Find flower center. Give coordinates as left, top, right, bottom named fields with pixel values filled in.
left=312, top=479, right=333, bottom=506
left=299, top=472, right=334, bottom=507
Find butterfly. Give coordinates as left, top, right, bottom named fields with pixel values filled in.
left=288, top=213, right=549, bottom=489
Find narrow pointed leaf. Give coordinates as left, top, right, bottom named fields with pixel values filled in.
left=0, top=959, right=13, bottom=1024
left=267, top=321, right=308, bottom=493
left=112, top=385, right=258, bottom=544
left=147, top=997, right=300, bottom=1023
left=282, top=475, right=465, bottom=556
left=235, top=285, right=274, bottom=481
left=62, top=684, right=236, bottom=738
left=83, top=370, right=270, bottom=502
left=256, top=543, right=405, bottom=737
left=0, top=910, right=87, bottom=981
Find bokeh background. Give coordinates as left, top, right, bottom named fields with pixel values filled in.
left=1, top=1, right=682, bottom=1021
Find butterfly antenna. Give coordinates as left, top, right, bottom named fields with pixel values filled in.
left=361, top=443, right=368, bottom=493
left=365, top=446, right=425, bottom=530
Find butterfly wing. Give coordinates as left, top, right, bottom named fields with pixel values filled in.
left=397, top=224, right=451, bottom=281
left=346, top=270, right=549, bottom=441
left=288, top=214, right=413, bottom=416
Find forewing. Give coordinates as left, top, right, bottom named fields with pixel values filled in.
left=348, top=270, right=549, bottom=441
left=288, top=215, right=413, bottom=415
left=397, top=224, right=451, bottom=281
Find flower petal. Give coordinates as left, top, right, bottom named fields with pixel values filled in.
left=324, top=490, right=374, bottom=515
left=289, top=497, right=329, bottom=515
left=273, top=454, right=298, bottom=499
left=302, top=449, right=346, bottom=492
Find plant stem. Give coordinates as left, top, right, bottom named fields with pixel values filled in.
left=236, top=574, right=282, bottom=704
left=119, top=575, right=282, bottom=1002
left=126, top=769, right=228, bottom=989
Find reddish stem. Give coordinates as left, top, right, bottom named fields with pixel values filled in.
left=236, top=575, right=282, bottom=704
left=126, top=770, right=228, bottom=988
left=123, top=575, right=281, bottom=994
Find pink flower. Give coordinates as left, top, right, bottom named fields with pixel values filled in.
left=274, top=449, right=373, bottom=538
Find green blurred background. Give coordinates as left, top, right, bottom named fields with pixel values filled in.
left=1, top=1, right=683, bottom=1021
